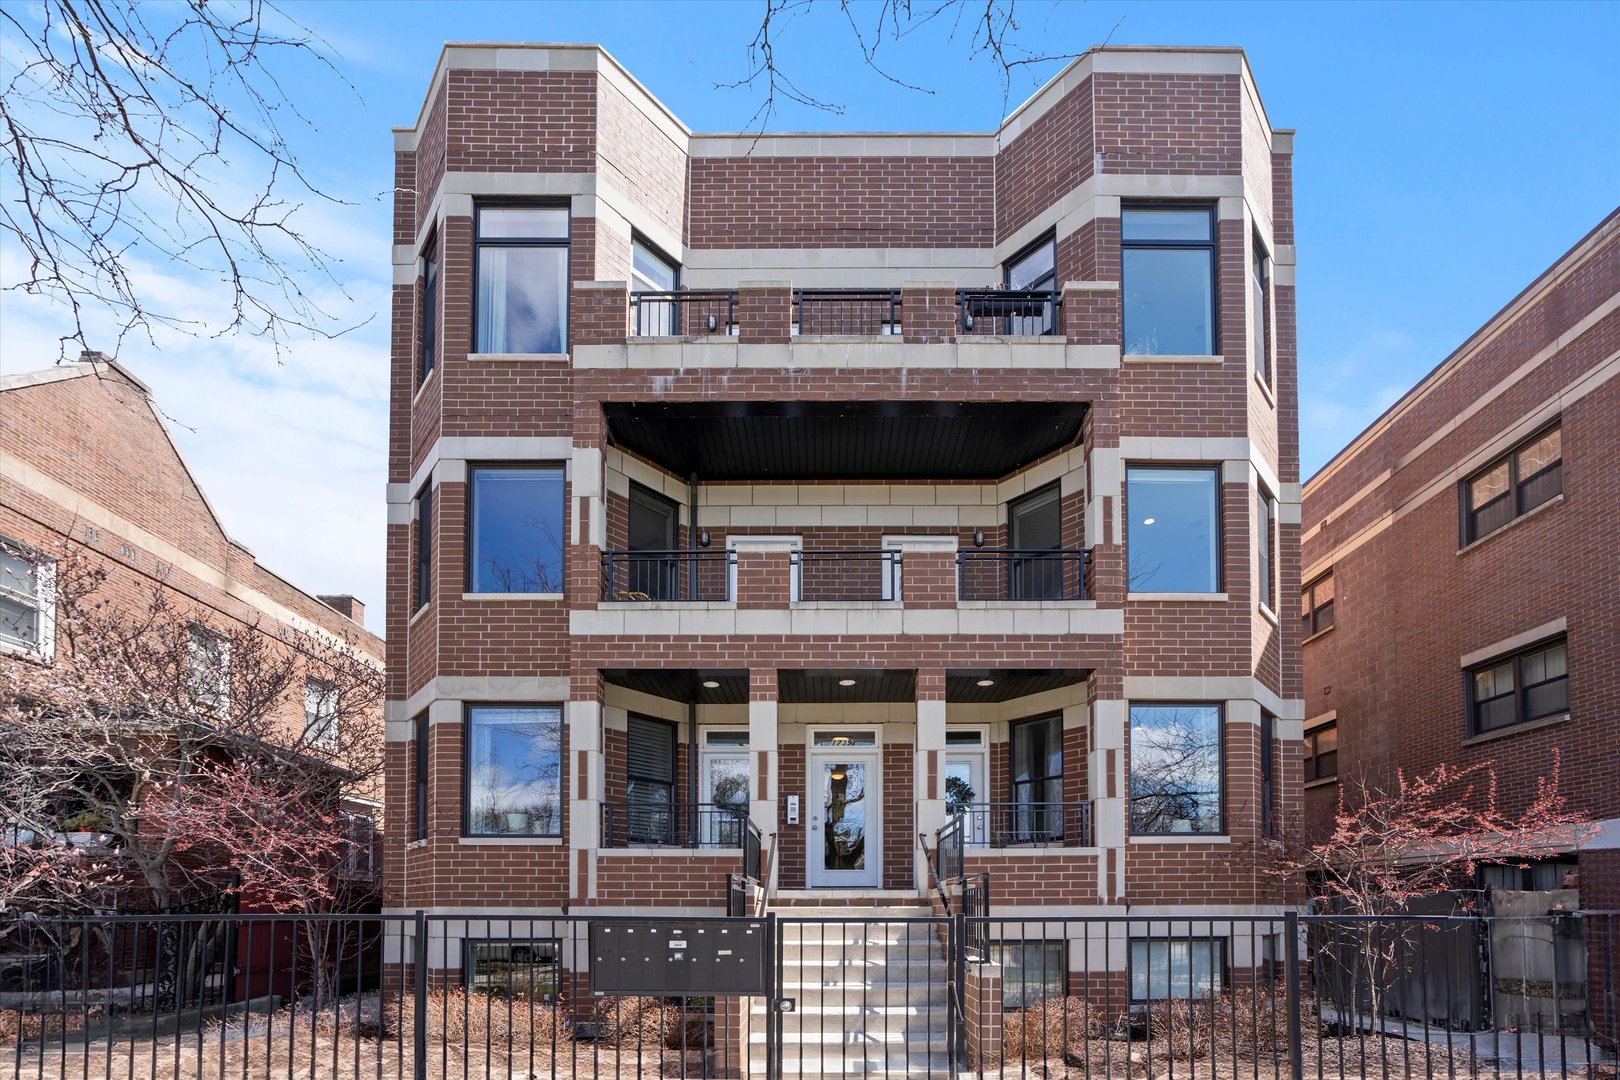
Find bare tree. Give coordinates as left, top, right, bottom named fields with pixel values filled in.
left=0, top=0, right=364, bottom=359
left=0, top=539, right=384, bottom=919
left=726, top=0, right=1116, bottom=129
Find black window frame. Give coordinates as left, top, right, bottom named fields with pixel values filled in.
left=1301, top=571, right=1334, bottom=638
left=413, top=712, right=429, bottom=841
left=471, top=202, right=572, bottom=355
left=1259, top=711, right=1276, bottom=838
left=465, top=462, right=567, bottom=595
left=419, top=232, right=439, bottom=385
left=1251, top=233, right=1271, bottom=388
left=1256, top=486, right=1276, bottom=612
left=1007, top=482, right=1063, bottom=600
left=998, top=232, right=1058, bottom=336
left=414, top=482, right=433, bottom=612
left=1466, top=635, right=1570, bottom=736
left=463, top=702, right=565, bottom=839
left=631, top=232, right=681, bottom=293
left=463, top=937, right=562, bottom=996
left=1128, top=702, right=1226, bottom=836
left=1460, top=422, right=1563, bottom=545
left=1303, top=720, right=1337, bottom=783
left=1120, top=202, right=1219, bottom=357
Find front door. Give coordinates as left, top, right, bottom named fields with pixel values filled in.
left=806, top=748, right=881, bottom=888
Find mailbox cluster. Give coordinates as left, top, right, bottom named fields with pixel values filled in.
left=589, top=920, right=769, bottom=995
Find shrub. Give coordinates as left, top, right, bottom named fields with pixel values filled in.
left=1002, top=995, right=1100, bottom=1061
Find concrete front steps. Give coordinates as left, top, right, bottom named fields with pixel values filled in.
left=749, top=901, right=955, bottom=1078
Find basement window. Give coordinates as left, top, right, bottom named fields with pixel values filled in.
left=465, top=939, right=560, bottom=997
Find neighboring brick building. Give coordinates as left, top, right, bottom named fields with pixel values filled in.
left=388, top=42, right=1300, bottom=994
left=0, top=355, right=386, bottom=908
left=1300, top=210, right=1620, bottom=902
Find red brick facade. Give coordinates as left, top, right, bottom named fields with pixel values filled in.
left=1300, top=211, right=1620, bottom=896
left=386, top=43, right=1299, bottom=982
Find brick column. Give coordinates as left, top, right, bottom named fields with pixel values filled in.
left=735, top=281, right=792, bottom=344
left=748, top=668, right=779, bottom=885
left=1061, top=280, right=1120, bottom=345
left=568, top=404, right=606, bottom=607
left=731, top=536, right=797, bottom=608
left=901, top=282, right=958, bottom=343
left=568, top=671, right=606, bottom=903
left=1088, top=673, right=1126, bottom=902
left=890, top=534, right=957, bottom=608
left=964, top=960, right=1005, bottom=1068
left=570, top=280, right=629, bottom=346
left=915, top=668, right=948, bottom=892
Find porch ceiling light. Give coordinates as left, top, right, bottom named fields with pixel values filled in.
left=837, top=678, right=857, bottom=687
left=701, top=679, right=721, bottom=689
left=976, top=678, right=996, bottom=687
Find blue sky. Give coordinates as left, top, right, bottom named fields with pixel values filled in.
left=2, top=1, right=1615, bottom=626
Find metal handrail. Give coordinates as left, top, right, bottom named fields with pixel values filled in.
left=918, top=831, right=954, bottom=915
left=599, top=801, right=751, bottom=848
left=630, top=289, right=737, bottom=336
left=600, top=548, right=734, bottom=602
left=951, top=800, right=1094, bottom=846
left=957, top=546, right=1090, bottom=601
left=956, top=287, right=1060, bottom=336
left=753, top=831, right=777, bottom=917
left=792, top=288, right=901, bottom=336
left=791, top=548, right=902, bottom=602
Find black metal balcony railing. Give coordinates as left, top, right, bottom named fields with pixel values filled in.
left=630, top=290, right=737, bottom=336
left=957, top=547, right=1089, bottom=601
left=600, top=549, right=733, bottom=602
left=792, top=549, right=901, bottom=602
left=792, top=288, right=901, bottom=336
left=600, top=802, right=752, bottom=849
left=950, top=800, right=1094, bottom=847
left=957, top=288, right=1060, bottom=336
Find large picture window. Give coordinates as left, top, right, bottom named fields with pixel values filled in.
left=1129, top=704, right=1223, bottom=835
left=1122, top=206, right=1216, bottom=356
left=1463, top=425, right=1562, bottom=543
left=475, top=206, right=570, bottom=354
left=1468, top=637, right=1569, bottom=735
left=1130, top=938, right=1225, bottom=1000
left=468, top=465, right=566, bottom=594
left=1127, top=466, right=1220, bottom=593
left=466, top=705, right=563, bottom=837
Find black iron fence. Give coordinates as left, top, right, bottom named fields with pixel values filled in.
left=791, top=549, right=901, bottom=602
left=791, top=289, right=901, bottom=336
left=599, top=802, right=754, bottom=852
left=600, top=549, right=732, bottom=602
left=951, top=801, right=1095, bottom=848
left=4, top=910, right=1616, bottom=1079
left=958, top=547, right=1090, bottom=601
left=630, top=290, right=736, bottom=336
left=958, top=288, right=1060, bottom=336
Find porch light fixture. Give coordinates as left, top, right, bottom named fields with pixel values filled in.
left=698, top=531, right=711, bottom=547
left=976, top=678, right=995, bottom=688
left=973, top=530, right=985, bottom=547
left=831, top=768, right=846, bottom=780
left=701, top=679, right=720, bottom=689
left=837, top=678, right=857, bottom=687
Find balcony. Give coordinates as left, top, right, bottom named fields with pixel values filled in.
left=600, top=549, right=732, bottom=602
left=792, top=289, right=902, bottom=336
left=599, top=801, right=753, bottom=849
left=949, top=801, right=1095, bottom=849
left=957, top=548, right=1089, bottom=601
left=627, top=287, right=1054, bottom=341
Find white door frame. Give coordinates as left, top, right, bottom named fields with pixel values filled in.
left=806, top=735, right=882, bottom=889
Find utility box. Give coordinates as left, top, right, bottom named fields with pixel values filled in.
left=589, top=920, right=769, bottom=995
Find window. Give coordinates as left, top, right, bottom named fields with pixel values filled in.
left=1482, top=858, right=1578, bottom=892
left=1303, top=721, right=1337, bottom=782
left=1002, top=234, right=1057, bottom=335
left=466, top=705, right=563, bottom=837
left=304, top=678, right=338, bottom=748
left=1129, top=704, right=1223, bottom=834
left=475, top=206, right=570, bottom=354
left=1260, top=712, right=1276, bottom=838
left=631, top=236, right=679, bottom=335
left=338, top=812, right=377, bottom=879
left=626, top=483, right=680, bottom=599
left=1122, top=206, right=1216, bottom=356
left=1468, top=637, right=1569, bottom=735
left=1463, top=425, right=1562, bottom=543
left=1130, top=938, right=1225, bottom=1000
left=1126, top=466, right=1220, bottom=593
left=1256, top=488, right=1276, bottom=611
left=991, top=941, right=1066, bottom=1008
left=0, top=536, right=53, bottom=660
left=1301, top=573, right=1334, bottom=637
left=1009, top=715, right=1062, bottom=842
left=413, top=713, right=429, bottom=841
left=1008, top=483, right=1063, bottom=600
left=414, top=484, right=433, bottom=612
left=465, top=939, right=560, bottom=997
left=1251, top=236, right=1271, bottom=387
left=467, top=465, right=565, bottom=593
left=626, top=715, right=676, bottom=844
left=420, top=234, right=439, bottom=383
left=186, top=625, right=230, bottom=712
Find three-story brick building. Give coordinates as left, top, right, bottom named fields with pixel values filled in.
left=386, top=42, right=1301, bottom=992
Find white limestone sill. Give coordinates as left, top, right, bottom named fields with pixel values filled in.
left=1258, top=602, right=1279, bottom=626
left=1460, top=712, right=1570, bottom=748
left=1253, top=368, right=1277, bottom=408
left=411, top=366, right=436, bottom=407
left=1303, top=777, right=1340, bottom=791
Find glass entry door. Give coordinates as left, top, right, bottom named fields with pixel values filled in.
left=806, top=750, right=881, bottom=888
left=701, top=750, right=750, bottom=848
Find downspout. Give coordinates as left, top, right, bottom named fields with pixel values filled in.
left=688, top=472, right=700, bottom=844
left=688, top=472, right=699, bottom=601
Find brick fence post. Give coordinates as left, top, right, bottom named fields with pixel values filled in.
left=901, top=282, right=959, bottom=343
left=1061, top=280, right=1120, bottom=345
left=735, top=281, right=792, bottom=344
left=571, top=280, right=630, bottom=346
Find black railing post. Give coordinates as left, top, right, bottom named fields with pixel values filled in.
left=1285, top=908, right=1304, bottom=1080
left=413, top=910, right=428, bottom=1080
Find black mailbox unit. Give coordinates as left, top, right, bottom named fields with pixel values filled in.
left=589, top=919, right=768, bottom=995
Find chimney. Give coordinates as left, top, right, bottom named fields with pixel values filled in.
left=80, top=350, right=110, bottom=365
left=318, top=595, right=365, bottom=626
